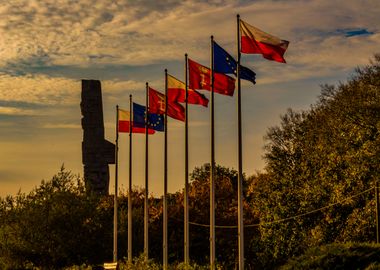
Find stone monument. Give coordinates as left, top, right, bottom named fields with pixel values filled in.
left=81, top=80, right=115, bottom=195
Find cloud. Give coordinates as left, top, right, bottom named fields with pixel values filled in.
left=1, top=0, right=379, bottom=78
left=0, top=0, right=205, bottom=67
left=102, top=80, right=145, bottom=95
left=0, top=122, right=15, bottom=128
left=287, top=32, right=380, bottom=68
left=42, top=123, right=81, bottom=129
left=0, top=73, right=146, bottom=109
left=0, top=106, right=42, bottom=116
left=0, top=73, right=80, bottom=105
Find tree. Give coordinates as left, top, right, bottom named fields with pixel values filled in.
left=0, top=166, right=113, bottom=269
left=186, top=163, right=258, bottom=268
left=249, top=55, right=380, bottom=268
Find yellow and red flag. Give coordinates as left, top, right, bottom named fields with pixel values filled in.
left=240, top=19, right=289, bottom=63
left=167, top=74, right=209, bottom=107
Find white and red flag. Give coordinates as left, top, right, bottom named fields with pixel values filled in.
left=240, top=19, right=289, bottom=63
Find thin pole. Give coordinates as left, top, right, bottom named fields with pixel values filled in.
left=236, top=14, right=245, bottom=270
left=163, top=69, right=168, bottom=270
left=184, top=53, right=190, bottom=265
left=376, top=181, right=380, bottom=243
left=113, top=105, right=119, bottom=262
left=210, top=35, right=216, bottom=270
left=144, top=82, right=149, bottom=259
left=128, top=95, right=133, bottom=263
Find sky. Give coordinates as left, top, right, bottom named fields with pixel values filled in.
left=1, top=0, right=379, bottom=198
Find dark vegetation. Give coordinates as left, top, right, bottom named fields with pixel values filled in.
left=0, top=55, right=379, bottom=269
left=280, top=243, right=380, bottom=270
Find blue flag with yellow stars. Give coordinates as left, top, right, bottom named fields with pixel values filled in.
left=213, top=41, right=256, bottom=84
left=133, top=102, right=164, bottom=132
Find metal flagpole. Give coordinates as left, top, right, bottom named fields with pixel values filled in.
left=210, top=35, right=216, bottom=270
left=128, top=95, right=133, bottom=263
left=376, top=181, right=380, bottom=243
left=236, top=14, right=245, bottom=270
left=144, top=83, right=149, bottom=260
left=184, top=53, right=190, bottom=265
left=163, top=69, right=168, bottom=270
left=113, top=105, right=119, bottom=263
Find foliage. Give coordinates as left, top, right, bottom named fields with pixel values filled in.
left=187, top=163, right=258, bottom=268
left=0, top=166, right=113, bottom=269
left=0, top=163, right=257, bottom=269
left=280, top=242, right=380, bottom=270
left=119, top=254, right=160, bottom=270
left=146, top=163, right=258, bottom=268
left=249, top=54, right=380, bottom=268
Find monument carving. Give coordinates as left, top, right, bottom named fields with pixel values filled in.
left=81, top=80, right=115, bottom=195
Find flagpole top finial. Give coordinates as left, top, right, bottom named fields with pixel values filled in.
left=165, top=68, right=167, bottom=73
left=146, top=82, right=148, bottom=86
left=185, top=53, right=188, bottom=57
left=129, top=94, right=132, bottom=98
left=211, top=35, right=214, bottom=39
left=237, top=14, right=240, bottom=19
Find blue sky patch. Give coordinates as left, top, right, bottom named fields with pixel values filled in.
left=337, top=28, right=374, bottom=37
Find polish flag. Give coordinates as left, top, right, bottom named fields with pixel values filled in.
left=240, top=20, right=289, bottom=63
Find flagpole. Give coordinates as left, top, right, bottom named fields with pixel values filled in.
left=184, top=53, right=190, bottom=265
left=236, top=14, right=245, bottom=270
left=163, top=69, right=168, bottom=270
left=210, top=35, right=216, bottom=270
left=144, top=82, right=149, bottom=260
left=128, top=95, right=133, bottom=263
left=376, top=181, right=380, bottom=243
left=113, top=105, right=119, bottom=263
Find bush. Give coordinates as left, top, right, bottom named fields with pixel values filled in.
left=280, top=242, right=380, bottom=270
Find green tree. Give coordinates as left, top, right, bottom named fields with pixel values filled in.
left=250, top=55, right=380, bottom=268
left=185, top=163, right=258, bottom=268
left=0, top=166, right=112, bottom=269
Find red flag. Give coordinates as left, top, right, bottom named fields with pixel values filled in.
left=188, top=58, right=235, bottom=96
left=149, top=87, right=185, bottom=122
left=118, top=108, right=155, bottom=134
left=167, top=74, right=209, bottom=107
left=240, top=20, right=289, bottom=63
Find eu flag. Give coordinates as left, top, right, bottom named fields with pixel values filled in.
left=133, top=103, right=164, bottom=132
left=213, top=41, right=256, bottom=84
